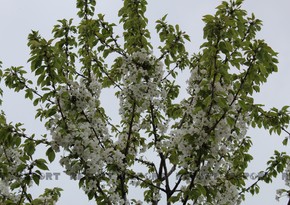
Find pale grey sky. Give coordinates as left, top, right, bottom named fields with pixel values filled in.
left=1, top=1, right=290, bottom=204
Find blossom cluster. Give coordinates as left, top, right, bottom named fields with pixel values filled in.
left=167, top=65, right=249, bottom=204
left=46, top=49, right=168, bottom=203
left=45, top=46, right=251, bottom=204
left=0, top=179, right=20, bottom=203
left=47, top=76, right=128, bottom=203
left=118, top=49, right=165, bottom=118
left=276, top=160, right=290, bottom=201
left=0, top=145, right=25, bottom=202
left=116, top=49, right=167, bottom=155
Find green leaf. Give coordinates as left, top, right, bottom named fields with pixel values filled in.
left=16, top=164, right=26, bottom=173
left=282, top=137, right=288, bottom=146
left=202, top=14, right=214, bottom=23
left=197, top=184, right=207, bottom=196
left=35, top=159, right=49, bottom=171
left=24, top=141, right=36, bottom=156
left=46, top=147, right=56, bottom=163
left=32, top=173, right=40, bottom=185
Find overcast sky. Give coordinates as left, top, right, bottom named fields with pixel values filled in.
left=1, top=1, right=290, bottom=204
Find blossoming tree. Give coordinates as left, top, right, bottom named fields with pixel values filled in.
left=1, top=0, right=290, bottom=204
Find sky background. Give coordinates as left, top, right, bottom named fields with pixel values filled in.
left=1, top=0, right=290, bottom=204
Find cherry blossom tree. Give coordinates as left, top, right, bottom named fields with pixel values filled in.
left=1, top=0, right=290, bottom=204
